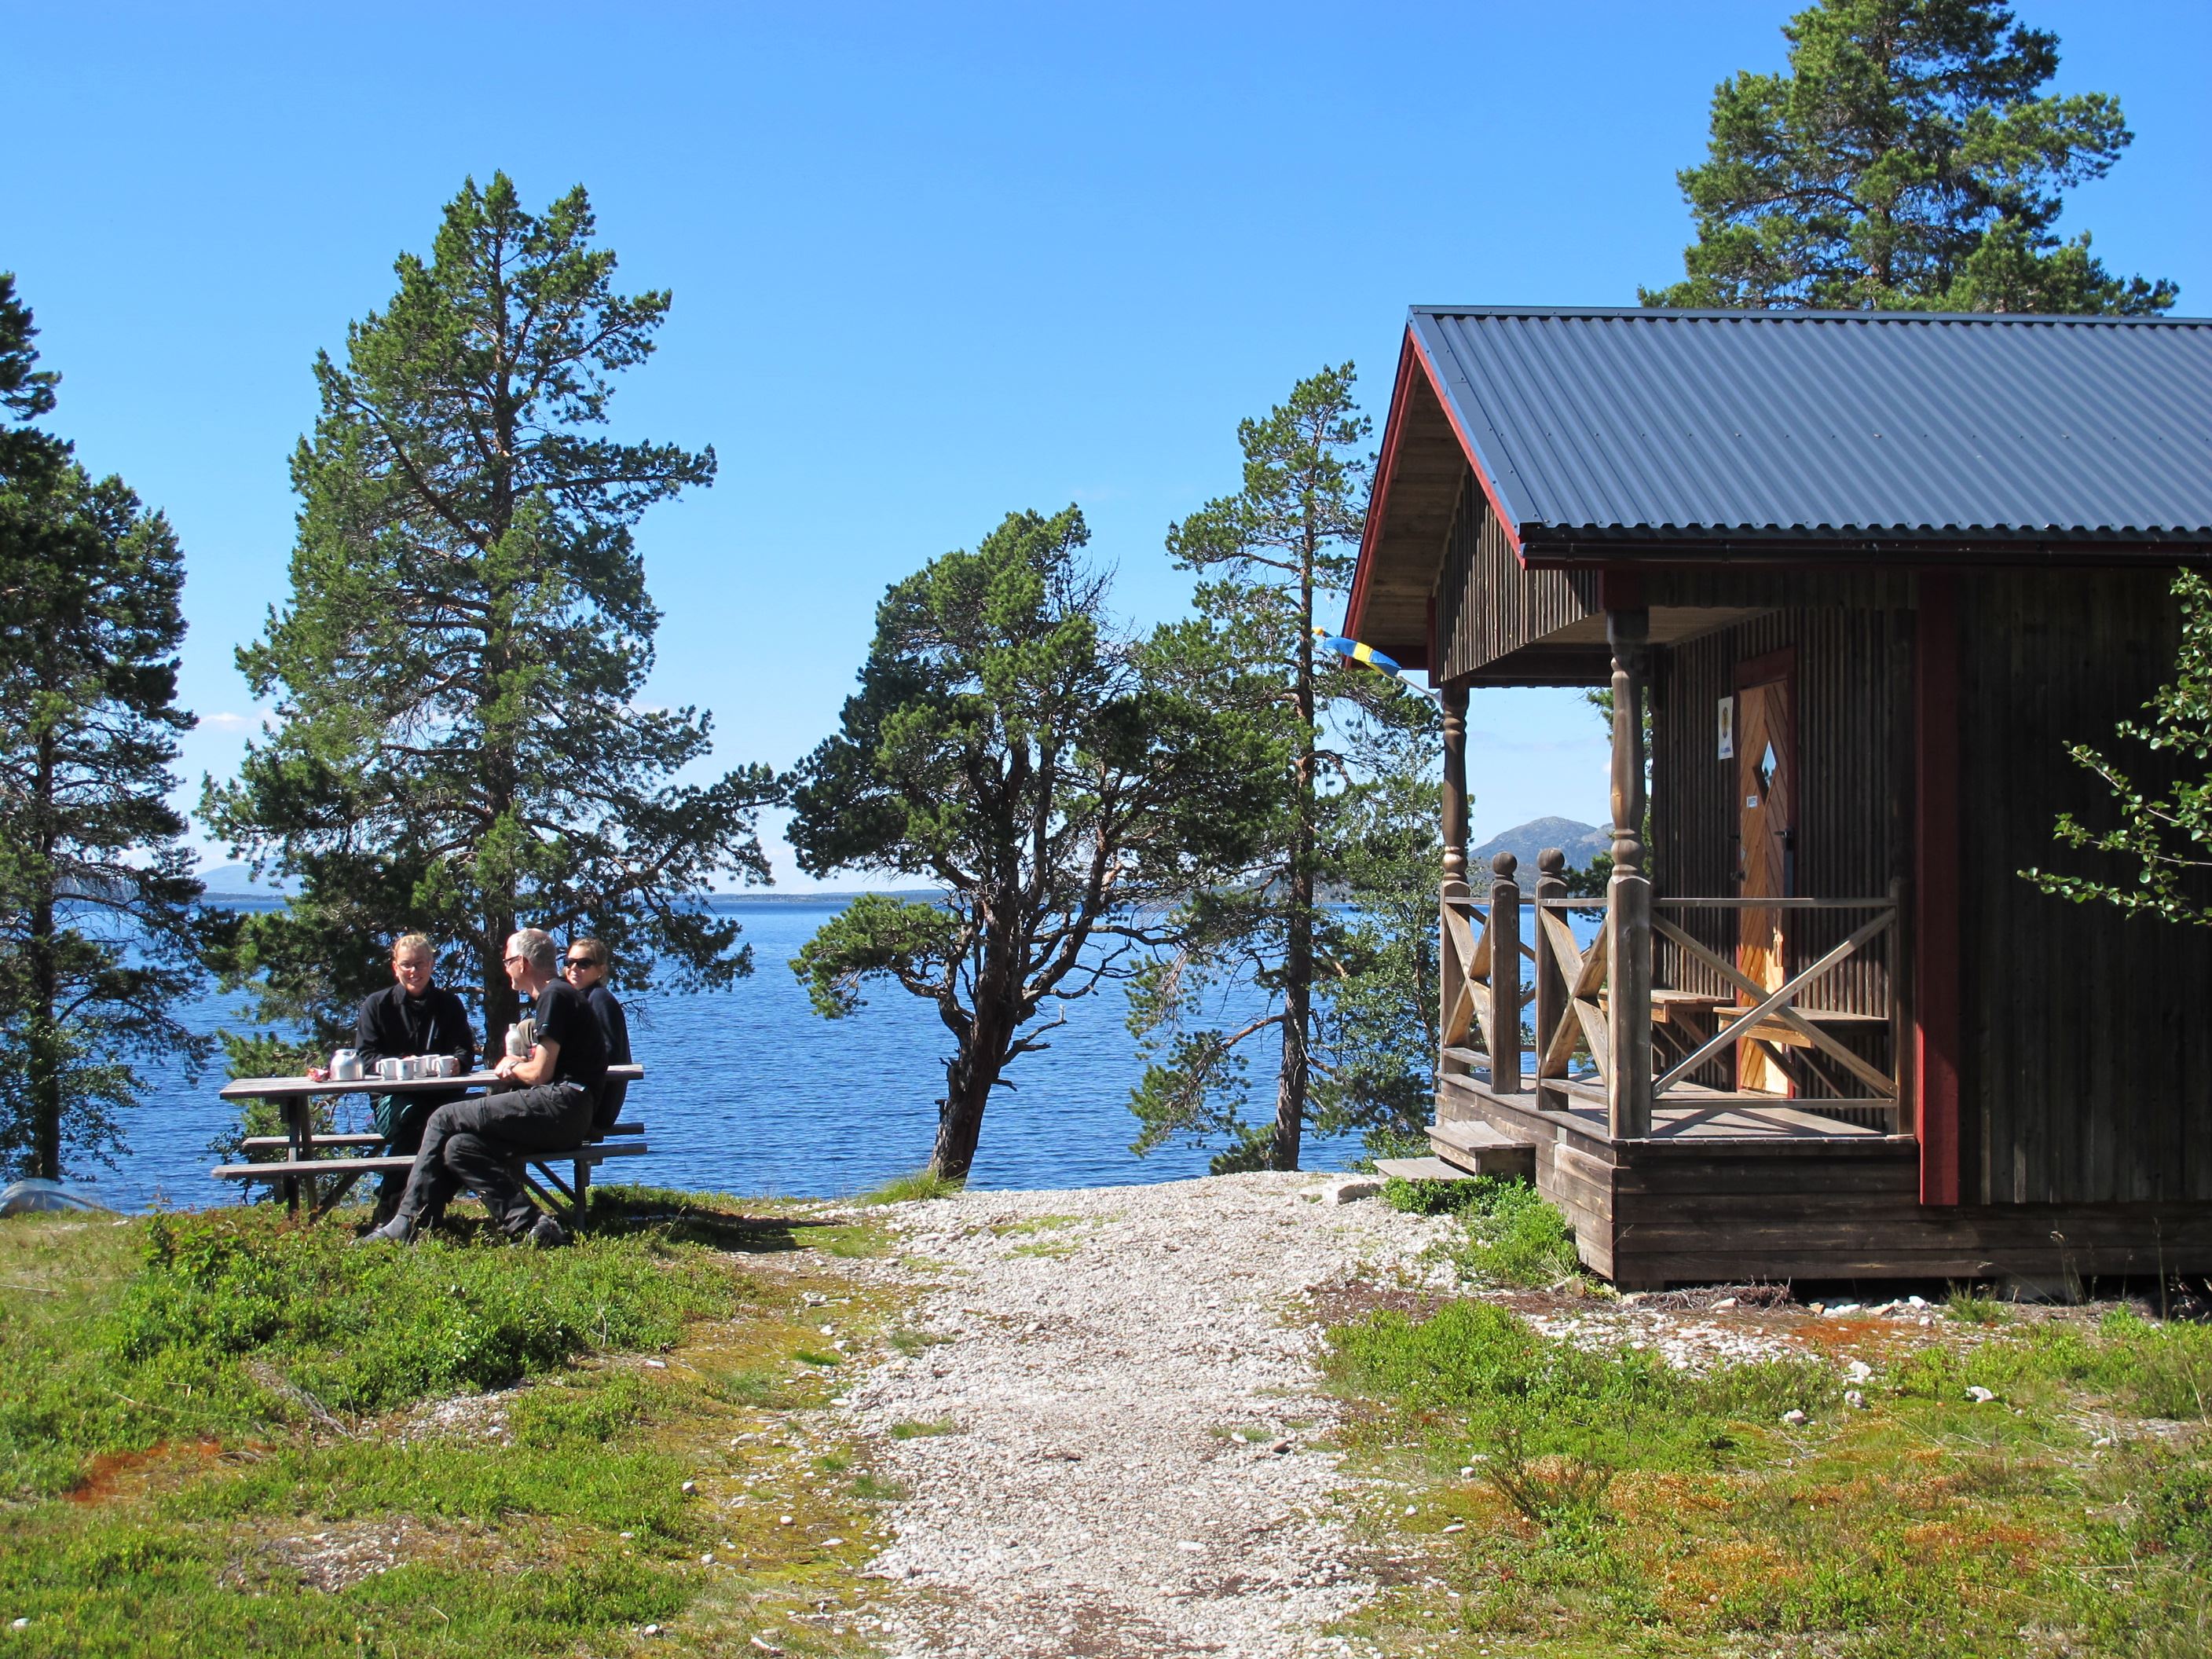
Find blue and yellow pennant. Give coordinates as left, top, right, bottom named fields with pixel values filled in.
left=1313, top=628, right=1439, bottom=700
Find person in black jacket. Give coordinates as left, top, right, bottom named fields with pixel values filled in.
left=356, top=932, right=475, bottom=1221
left=360, top=928, right=606, bottom=1248
left=562, top=936, right=631, bottom=1135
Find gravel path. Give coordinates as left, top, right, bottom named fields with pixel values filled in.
left=835, top=1172, right=1456, bottom=1659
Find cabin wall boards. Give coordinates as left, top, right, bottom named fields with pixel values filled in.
left=1954, top=569, right=2212, bottom=1205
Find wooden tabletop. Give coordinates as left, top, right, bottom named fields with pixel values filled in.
left=220, top=1063, right=644, bottom=1101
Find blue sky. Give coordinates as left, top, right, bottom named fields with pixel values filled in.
left=11, top=1, right=2207, bottom=886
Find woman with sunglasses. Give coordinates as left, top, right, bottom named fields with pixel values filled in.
left=563, top=938, right=631, bottom=1136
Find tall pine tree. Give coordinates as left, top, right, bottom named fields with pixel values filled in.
left=1645, top=0, right=2174, bottom=314
left=1127, top=365, right=1435, bottom=1172
left=0, top=274, right=209, bottom=1180
left=205, top=176, right=774, bottom=1050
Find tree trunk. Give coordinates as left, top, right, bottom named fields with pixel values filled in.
left=1272, top=527, right=1320, bottom=1171
left=478, top=610, right=520, bottom=1046
left=27, top=727, right=60, bottom=1181
left=932, top=917, right=1020, bottom=1181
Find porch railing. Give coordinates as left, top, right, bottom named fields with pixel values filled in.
left=1440, top=851, right=1905, bottom=1137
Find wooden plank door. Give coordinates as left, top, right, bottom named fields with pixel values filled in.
left=1737, top=673, right=1795, bottom=1093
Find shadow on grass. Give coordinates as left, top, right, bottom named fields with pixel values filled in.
left=577, top=1183, right=853, bottom=1256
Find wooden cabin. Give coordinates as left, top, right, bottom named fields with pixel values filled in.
left=1348, top=306, right=2212, bottom=1289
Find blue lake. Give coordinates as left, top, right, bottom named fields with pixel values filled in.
left=77, top=898, right=1367, bottom=1210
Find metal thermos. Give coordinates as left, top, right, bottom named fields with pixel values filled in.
left=330, top=1049, right=363, bottom=1082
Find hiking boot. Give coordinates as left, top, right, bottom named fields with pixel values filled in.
left=353, top=1214, right=416, bottom=1247
left=524, top=1214, right=568, bottom=1249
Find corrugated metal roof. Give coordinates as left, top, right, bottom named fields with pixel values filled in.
left=1409, top=307, right=2212, bottom=547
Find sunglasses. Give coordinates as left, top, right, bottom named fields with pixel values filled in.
left=564, top=957, right=598, bottom=969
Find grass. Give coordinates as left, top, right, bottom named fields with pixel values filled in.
left=989, top=1214, right=1077, bottom=1236
left=0, top=1187, right=910, bottom=1656
left=1405, top=1177, right=1582, bottom=1288
left=886, top=1419, right=960, bottom=1440
left=1328, top=1295, right=2212, bottom=1656
left=854, top=1166, right=965, bottom=1206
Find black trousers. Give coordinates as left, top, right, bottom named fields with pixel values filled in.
left=372, top=1090, right=465, bottom=1218
left=390, top=1082, right=595, bottom=1236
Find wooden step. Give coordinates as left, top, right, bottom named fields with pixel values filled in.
left=1373, top=1155, right=1478, bottom=1183
left=1427, top=1119, right=1536, bottom=1179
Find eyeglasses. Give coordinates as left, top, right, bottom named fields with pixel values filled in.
left=502, top=953, right=526, bottom=965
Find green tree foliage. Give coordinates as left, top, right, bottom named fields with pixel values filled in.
left=1645, top=0, right=2175, bottom=314
left=2023, top=571, right=2212, bottom=923
left=786, top=507, right=1273, bottom=1181
left=203, top=175, right=773, bottom=1052
left=0, top=276, right=208, bottom=1179
left=1128, top=364, right=1441, bottom=1172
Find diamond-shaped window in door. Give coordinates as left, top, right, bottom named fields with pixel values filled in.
left=1755, top=740, right=1778, bottom=798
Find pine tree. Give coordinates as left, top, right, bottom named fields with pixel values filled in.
left=1126, top=364, right=1434, bottom=1172
left=203, top=176, right=774, bottom=1050
left=786, top=507, right=1273, bottom=1181
left=0, top=276, right=209, bottom=1180
left=1645, top=0, right=2175, bottom=314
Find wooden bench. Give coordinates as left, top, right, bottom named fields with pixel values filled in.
left=213, top=1067, right=646, bottom=1226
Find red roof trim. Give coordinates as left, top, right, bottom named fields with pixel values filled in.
left=1404, top=323, right=1525, bottom=562
left=1346, top=330, right=1423, bottom=642
left=1347, top=324, right=1534, bottom=645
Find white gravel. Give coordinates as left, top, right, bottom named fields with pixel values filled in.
left=834, top=1171, right=1456, bottom=1659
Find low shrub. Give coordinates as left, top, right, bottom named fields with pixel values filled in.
left=1414, top=1177, right=1580, bottom=1286
left=1, top=1207, right=732, bottom=1497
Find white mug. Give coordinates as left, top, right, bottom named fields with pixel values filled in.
left=377, top=1057, right=404, bottom=1082
left=430, top=1053, right=459, bottom=1079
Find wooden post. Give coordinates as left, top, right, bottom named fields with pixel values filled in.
left=1489, top=851, right=1522, bottom=1092
left=1439, top=686, right=1470, bottom=1084
left=1606, top=610, right=1653, bottom=1139
left=1533, top=848, right=1567, bottom=1104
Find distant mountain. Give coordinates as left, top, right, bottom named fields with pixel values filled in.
left=1469, top=816, right=1610, bottom=874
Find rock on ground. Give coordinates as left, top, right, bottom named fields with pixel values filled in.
left=836, top=1171, right=1454, bottom=1659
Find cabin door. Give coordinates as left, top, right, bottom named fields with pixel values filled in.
left=1736, top=671, right=1795, bottom=1093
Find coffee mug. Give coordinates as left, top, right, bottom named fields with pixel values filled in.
left=430, top=1053, right=459, bottom=1079
left=377, top=1057, right=404, bottom=1082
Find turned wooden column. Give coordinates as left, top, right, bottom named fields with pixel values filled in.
left=1606, top=610, right=1653, bottom=1139
left=1533, top=847, right=1568, bottom=1104
left=1441, top=686, right=1469, bottom=892
left=1489, top=851, right=1522, bottom=1092
left=1439, top=685, right=1470, bottom=1084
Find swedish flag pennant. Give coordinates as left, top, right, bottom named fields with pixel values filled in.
left=1313, top=628, right=1441, bottom=701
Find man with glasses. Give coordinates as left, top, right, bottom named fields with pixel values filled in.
left=354, top=932, right=474, bottom=1224
left=562, top=938, right=632, bottom=1135
left=359, top=927, right=606, bottom=1248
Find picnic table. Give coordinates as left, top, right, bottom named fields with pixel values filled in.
left=211, top=1064, right=648, bottom=1225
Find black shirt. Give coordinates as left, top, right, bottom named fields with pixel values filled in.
left=584, top=982, right=632, bottom=1131
left=533, top=976, right=608, bottom=1089
left=355, top=983, right=475, bottom=1070
left=585, top=983, right=632, bottom=1068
